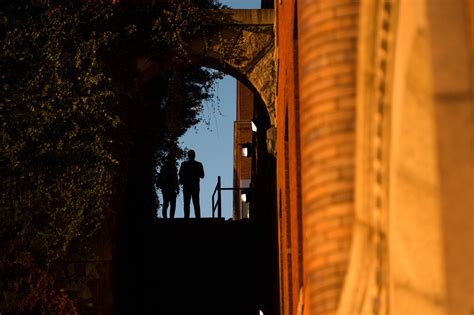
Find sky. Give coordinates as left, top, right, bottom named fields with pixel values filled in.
left=168, top=0, right=261, bottom=219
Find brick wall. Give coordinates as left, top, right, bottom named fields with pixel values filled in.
left=233, top=82, right=254, bottom=219
left=236, top=82, right=254, bottom=181
left=296, top=1, right=358, bottom=314
left=275, top=0, right=304, bottom=314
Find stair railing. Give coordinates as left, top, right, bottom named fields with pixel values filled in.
left=212, top=176, right=251, bottom=219
left=212, top=176, right=222, bottom=218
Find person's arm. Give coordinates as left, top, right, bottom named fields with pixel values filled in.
left=199, top=162, right=204, bottom=179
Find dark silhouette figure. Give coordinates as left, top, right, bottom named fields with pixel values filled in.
left=157, top=155, right=179, bottom=219
left=179, top=149, right=205, bottom=218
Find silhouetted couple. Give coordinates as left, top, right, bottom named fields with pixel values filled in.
left=157, top=149, right=204, bottom=219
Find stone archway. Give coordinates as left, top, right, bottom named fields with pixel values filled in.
left=136, top=9, right=276, bottom=126
left=125, top=11, right=278, bottom=314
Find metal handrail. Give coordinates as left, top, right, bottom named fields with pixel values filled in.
left=211, top=176, right=251, bottom=219
left=212, top=176, right=222, bottom=218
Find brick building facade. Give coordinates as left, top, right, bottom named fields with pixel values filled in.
left=269, top=0, right=474, bottom=315
left=233, top=82, right=255, bottom=219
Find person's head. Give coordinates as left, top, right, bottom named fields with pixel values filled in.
left=187, top=149, right=196, bottom=161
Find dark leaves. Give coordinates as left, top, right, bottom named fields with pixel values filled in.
left=1, top=0, right=224, bottom=311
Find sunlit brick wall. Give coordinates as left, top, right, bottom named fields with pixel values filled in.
left=275, top=0, right=303, bottom=314
left=297, top=1, right=359, bottom=314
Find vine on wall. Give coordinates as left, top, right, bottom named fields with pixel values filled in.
left=0, top=0, right=225, bottom=312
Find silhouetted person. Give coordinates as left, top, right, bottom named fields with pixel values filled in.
left=179, top=149, right=204, bottom=218
left=157, top=155, right=179, bottom=219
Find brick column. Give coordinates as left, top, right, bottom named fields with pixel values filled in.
left=297, top=1, right=359, bottom=314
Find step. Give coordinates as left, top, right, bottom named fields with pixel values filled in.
left=120, top=218, right=261, bottom=314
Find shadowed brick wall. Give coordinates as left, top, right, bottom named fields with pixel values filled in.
left=233, top=82, right=254, bottom=219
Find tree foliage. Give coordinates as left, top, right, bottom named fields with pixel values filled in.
left=0, top=0, right=224, bottom=312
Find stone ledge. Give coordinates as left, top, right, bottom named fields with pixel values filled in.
left=218, top=9, right=274, bottom=25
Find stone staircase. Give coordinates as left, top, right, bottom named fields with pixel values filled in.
left=131, top=218, right=262, bottom=315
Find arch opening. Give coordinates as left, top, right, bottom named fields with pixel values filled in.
left=118, top=9, right=277, bottom=313
left=119, top=59, right=278, bottom=314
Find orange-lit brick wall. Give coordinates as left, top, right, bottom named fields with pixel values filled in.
left=298, top=0, right=358, bottom=312
left=275, top=0, right=303, bottom=314
left=273, top=0, right=474, bottom=313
